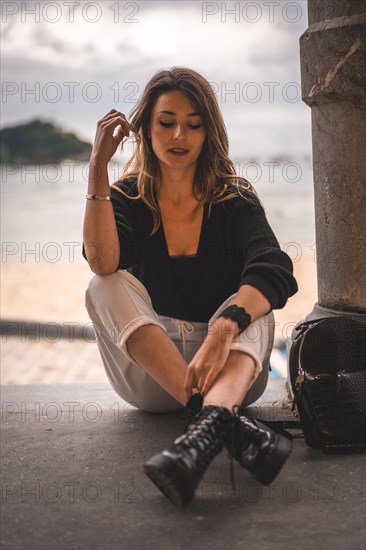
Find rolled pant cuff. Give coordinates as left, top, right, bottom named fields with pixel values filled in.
left=120, top=315, right=168, bottom=363
left=229, top=342, right=262, bottom=390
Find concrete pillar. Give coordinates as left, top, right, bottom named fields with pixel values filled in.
left=300, top=0, right=366, bottom=320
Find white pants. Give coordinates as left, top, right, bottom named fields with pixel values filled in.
left=85, top=269, right=275, bottom=413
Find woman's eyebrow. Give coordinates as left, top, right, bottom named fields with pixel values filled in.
left=157, top=110, right=200, bottom=117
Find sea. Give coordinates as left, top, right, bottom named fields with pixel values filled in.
left=1, top=157, right=316, bottom=377
left=1, top=156, right=316, bottom=266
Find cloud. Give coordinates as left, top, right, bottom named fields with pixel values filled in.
left=1, top=0, right=311, bottom=157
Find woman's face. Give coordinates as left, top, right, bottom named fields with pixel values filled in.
left=148, top=90, right=206, bottom=172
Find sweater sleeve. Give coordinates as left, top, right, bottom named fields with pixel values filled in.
left=231, top=191, right=298, bottom=310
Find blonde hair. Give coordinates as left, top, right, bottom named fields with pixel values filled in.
left=114, top=66, right=258, bottom=236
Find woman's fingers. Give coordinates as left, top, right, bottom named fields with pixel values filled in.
left=97, top=109, right=118, bottom=125
left=185, top=363, right=213, bottom=397
left=196, top=375, right=202, bottom=393
left=184, top=364, right=197, bottom=399
left=101, top=114, right=128, bottom=127
left=109, top=118, right=130, bottom=137
left=91, top=110, right=132, bottom=163
left=113, top=125, right=123, bottom=141
left=100, top=117, right=131, bottom=140
left=195, top=361, right=224, bottom=395
left=198, top=371, right=213, bottom=395
left=201, top=369, right=218, bottom=396
left=184, top=339, right=232, bottom=401
left=99, top=111, right=130, bottom=133
left=101, top=109, right=119, bottom=120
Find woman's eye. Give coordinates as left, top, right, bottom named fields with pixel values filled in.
left=159, top=121, right=202, bottom=129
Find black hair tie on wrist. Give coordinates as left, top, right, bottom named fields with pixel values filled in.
left=217, top=305, right=251, bottom=334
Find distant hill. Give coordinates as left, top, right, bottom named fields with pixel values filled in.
left=0, top=119, right=92, bottom=163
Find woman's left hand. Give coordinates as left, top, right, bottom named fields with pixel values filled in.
left=184, top=318, right=238, bottom=399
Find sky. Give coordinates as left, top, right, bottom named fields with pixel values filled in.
left=1, top=0, right=312, bottom=160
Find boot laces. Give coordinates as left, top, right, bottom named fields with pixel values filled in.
left=179, top=407, right=233, bottom=475
left=181, top=404, right=244, bottom=489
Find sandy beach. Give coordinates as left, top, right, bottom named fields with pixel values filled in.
left=1, top=255, right=318, bottom=384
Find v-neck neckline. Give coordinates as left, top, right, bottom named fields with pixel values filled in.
left=159, top=201, right=208, bottom=260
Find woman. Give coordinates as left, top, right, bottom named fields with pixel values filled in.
left=83, top=67, right=298, bottom=509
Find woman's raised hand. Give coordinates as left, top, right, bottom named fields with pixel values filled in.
left=91, top=109, right=132, bottom=165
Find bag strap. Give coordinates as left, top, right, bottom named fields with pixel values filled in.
left=293, top=316, right=366, bottom=342
left=256, top=419, right=303, bottom=440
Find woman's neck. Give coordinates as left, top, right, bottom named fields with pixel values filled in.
left=157, top=165, right=198, bottom=206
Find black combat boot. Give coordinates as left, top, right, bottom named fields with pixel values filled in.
left=143, top=405, right=233, bottom=509
left=176, top=394, right=292, bottom=486
left=226, top=410, right=293, bottom=485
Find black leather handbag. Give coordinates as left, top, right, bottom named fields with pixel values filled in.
left=288, top=316, right=366, bottom=452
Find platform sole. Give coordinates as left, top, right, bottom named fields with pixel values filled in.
left=143, top=452, right=198, bottom=510
left=252, top=425, right=293, bottom=485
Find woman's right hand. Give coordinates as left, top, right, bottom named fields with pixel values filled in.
left=90, top=109, right=132, bottom=165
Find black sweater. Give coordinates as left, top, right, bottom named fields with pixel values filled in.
left=83, top=176, right=298, bottom=323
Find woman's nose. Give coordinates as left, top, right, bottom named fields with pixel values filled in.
left=173, top=124, right=186, bottom=140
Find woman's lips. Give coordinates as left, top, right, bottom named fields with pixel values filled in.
left=168, top=148, right=189, bottom=156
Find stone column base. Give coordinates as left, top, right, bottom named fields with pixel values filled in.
left=305, top=302, right=366, bottom=322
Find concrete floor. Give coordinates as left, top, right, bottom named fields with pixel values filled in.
left=1, top=381, right=365, bottom=550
